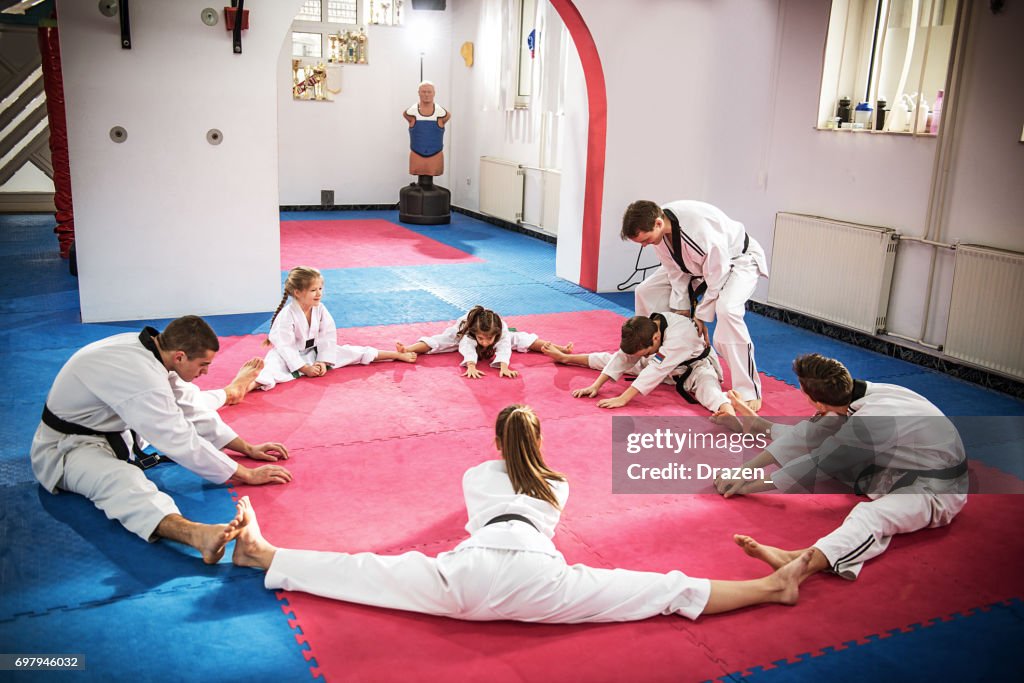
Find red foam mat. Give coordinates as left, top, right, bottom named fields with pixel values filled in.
left=279, top=219, right=482, bottom=270
left=195, top=311, right=1022, bottom=681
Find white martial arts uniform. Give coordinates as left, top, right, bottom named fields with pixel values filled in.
left=30, top=328, right=240, bottom=541
left=418, top=313, right=539, bottom=368
left=633, top=200, right=768, bottom=402
left=766, top=382, right=967, bottom=580
left=587, top=312, right=729, bottom=412
left=265, top=460, right=712, bottom=622
left=257, top=301, right=374, bottom=389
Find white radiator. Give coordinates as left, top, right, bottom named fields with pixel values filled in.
left=522, top=167, right=560, bottom=235
left=479, top=157, right=523, bottom=224
left=944, top=244, right=1024, bottom=380
left=479, top=157, right=560, bottom=234
left=767, top=213, right=898, bottom=334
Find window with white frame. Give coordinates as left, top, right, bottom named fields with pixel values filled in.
left=817, top=0, right=960, bottom=135
left=291, top=0, right=360, bottom=59
left=515, top=0, right=537, bottom=108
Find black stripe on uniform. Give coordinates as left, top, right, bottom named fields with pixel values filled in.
left=833, top=535, right=876, bottom=573
left=680, top=230, right=706, bottom=257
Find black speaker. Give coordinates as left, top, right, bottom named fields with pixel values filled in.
left=410, top=0, right=446, bottom=10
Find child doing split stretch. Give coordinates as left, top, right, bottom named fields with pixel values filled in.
left=229, top=404, right=812, bottom=623
left=236, top=266, right=415, bottom=396
left=397, top=306, right=571, bottom=379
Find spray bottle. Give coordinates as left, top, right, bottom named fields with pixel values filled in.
left=915, top=94, right=930, bottom=134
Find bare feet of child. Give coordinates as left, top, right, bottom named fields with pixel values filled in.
left=379, top=349, right=417, bottom=363
left=541, top=341, right=571, bottom=363
left=224, top=358, right=264, bottom=405
left=769, top=551, right=813, bottom=605
left=230, top=496, right=277, bottom=570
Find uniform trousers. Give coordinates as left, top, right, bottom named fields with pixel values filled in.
left=34, top=426, right=179, bottom=541
left=815, top=486, right=966, bottom=580
left=634, top=258, right=762, bottom=402
left=266, top=542, right=712, bottom=623
left=257, top=345, right=378, bottom=390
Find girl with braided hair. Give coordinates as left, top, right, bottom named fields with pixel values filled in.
left=249, top=266, right=415, bottom=392
left=397, top=305, right=571, bottom=379
left=229, top=404, right=811, bottom=622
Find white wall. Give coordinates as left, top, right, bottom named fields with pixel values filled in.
left=447, top=0, right=552, bottom=211
left=59, top=0, right=301, bottom=322
left=277, top=7, right=453, bottom=205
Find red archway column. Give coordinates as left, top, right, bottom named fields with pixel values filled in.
left=547, top=0, right=605, bottom=291
left=38, top=22, right=75, bottom=259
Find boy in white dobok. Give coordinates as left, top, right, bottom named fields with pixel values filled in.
left=715, top=353, right=968, bottom=581
left=621, top=200, right=768, bottom=410
left=544, top=313, right=735, bottom=416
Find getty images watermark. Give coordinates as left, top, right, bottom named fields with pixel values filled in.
left=611, top=415, right=1024, bottom=495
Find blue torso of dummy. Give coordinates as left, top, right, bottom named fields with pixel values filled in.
left=406, top=104, right=447, bottom=157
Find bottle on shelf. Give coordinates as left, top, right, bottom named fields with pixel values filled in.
left=875, top=99, right=887, bottom=130
left=929, top=89, right=944, bottom=134
left=837, top=96, right=852, bottom=127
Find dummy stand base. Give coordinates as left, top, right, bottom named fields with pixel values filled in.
left=399, top=176, right=451, bottom=225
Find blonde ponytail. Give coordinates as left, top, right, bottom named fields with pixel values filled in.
left=496, top=405, right=565, bottom=509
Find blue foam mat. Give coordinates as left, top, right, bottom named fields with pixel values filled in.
left=0, top=467, right=237, bottom=621
left=732, top=599, right=1024, bottom=682
left=0, top=573, right=312, bottom=682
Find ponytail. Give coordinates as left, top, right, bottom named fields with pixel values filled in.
left=496, top=405, right=565, bottom=509
left=264, top=291, right=290, bottom=347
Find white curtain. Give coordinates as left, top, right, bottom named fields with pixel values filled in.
left=482, top=0, right=567, bottom=152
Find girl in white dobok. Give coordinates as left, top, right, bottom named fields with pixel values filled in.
left=228, top=404, right=811, bottom=623
left=243, top=266, right=415, bottom=394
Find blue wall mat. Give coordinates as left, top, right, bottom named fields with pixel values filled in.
left=0, top=468, right=236, bottom=621
left=319, top=265, right=430, bottom=293
left=0, top=289, right=79, bottom=315
left=733, top=599, right=1024, bottom=683
left=427, top=282, right=599, bottom=317
left=393, top=262, right=527, bottom=289
left=281, top=209, right=398, bottom=222
left=323, top=287, right=464, bottom=328
left=0, top=573, right=312, bottom=683
left=0, top=350, right=77, bottom=407
left=891, top=371, right=1024, bottom=417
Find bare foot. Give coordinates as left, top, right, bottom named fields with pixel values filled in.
left=553, top=341, right=574, bottom=353
left=747, top=398, right=763, bottom=412
left=734, top=534, right=802, bottom=570
left=396, top=342, right=408, bottom=353
left=769, top=550, right=813, bottom=605
left=225, top=358, right=264, bottom=405
left=231, top=496, right=277, bottom=570
left=541, top=342, right=571, bottom=363
left=728, top=390, right=759, bottom=417
left=710, top=414, right=744, bottom=432
left=397, top=352, right=417, bottom=363
left=197, top=504, right=246, bottom=564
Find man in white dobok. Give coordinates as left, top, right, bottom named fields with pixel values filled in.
left=621, top=200, right=768, bottom=409
left=31, top=315, right=293, bottom=563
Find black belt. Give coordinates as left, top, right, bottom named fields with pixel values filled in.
left=485, top=513, right=538, bottom=531
left=742, top=232, right=750, bottom=254
left=674, top=344, right=713, bottom=405
left=41, top=404, right=170, bottom=470
left=853, top=459, right=968, bottom=496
